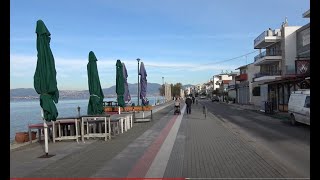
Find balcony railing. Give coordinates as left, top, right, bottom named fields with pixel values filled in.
left=254, top=50, right=282, bottom=62
left=254, top=70, right=281, bottom=78
left=254, top=29, right=281, bottom=47
left=254, top=31, right=268, bottom=46
left=235, top=73, right=248, bottom=81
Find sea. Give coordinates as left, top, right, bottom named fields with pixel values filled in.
left=10, top=96, right=165, bottom=143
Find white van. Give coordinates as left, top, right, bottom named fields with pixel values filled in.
left=288, top=89, right=310, bottom=125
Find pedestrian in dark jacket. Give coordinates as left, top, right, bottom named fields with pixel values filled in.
left=185, top=97, right=193, bottom=114
left=192, top=96, right=195, bottom=104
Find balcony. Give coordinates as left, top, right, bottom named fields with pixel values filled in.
left=254, top=50, right=282, bottom=65
left=253, top=70, right=281, bottom=82
left=254, top=29, right=281, bottom=49
left=235, top=73, right=248, bottom=81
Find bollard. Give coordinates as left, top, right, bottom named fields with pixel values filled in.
left=203, top=105, right=207, bottom=118
left=77, top=106, right=81, bottom=118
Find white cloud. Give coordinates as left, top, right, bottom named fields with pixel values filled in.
left=10, top=32, right=259, bottom=44
left=10, top=53, right=242, bottom=89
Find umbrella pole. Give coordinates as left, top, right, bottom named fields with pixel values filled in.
left=42, top=109, right=49, bottom=155
left=43, top=120, right=49, bottom=156
left=38, top=109, right=55, bottom=158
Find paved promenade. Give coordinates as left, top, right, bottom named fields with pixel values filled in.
left=10, top=100, right=300, bottom=179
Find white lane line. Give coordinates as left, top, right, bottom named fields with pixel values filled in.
left=145, top=104, right=186, bottom=178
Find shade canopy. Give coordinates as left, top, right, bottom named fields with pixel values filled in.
left=87, top=51, right=104, bottom=115
left=116, top=60, right=125, bottom=107
left=139, top=62, right=148, bottom=106
left=122, top=63, right=131, bottom=102
left=34, top=19, right=59, bottom=121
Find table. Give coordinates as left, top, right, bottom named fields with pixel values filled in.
left=52, top=117, right=81, bottom=143
left=120, top=112, right=133, bottom=129
left=111, top=113, right=133, bottom=133
left=28, top=122, right=53, bottom=144
left=134, top=110, right=153, bottom=122
left=109, top=118, right=121, bottom=136
left=81, top=114, right=111, bottom=143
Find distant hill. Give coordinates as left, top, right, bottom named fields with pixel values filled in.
left=101, top=83, right=161, bottom=97
left=10, top=88, right=38, bottom=98
left=10, top=83, right=194, bottom=100
left=10, top=83, right=162, bottom=100
left=182, top=84, right=194, bottom=88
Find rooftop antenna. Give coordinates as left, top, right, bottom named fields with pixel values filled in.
left=284, top=16, right=288, bottom=26
left=285, top=17, right=288, bottom=23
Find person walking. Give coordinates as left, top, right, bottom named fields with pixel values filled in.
left=185, top=96, right=193, bottom=114
left=192, top=96, right=195, bottom=104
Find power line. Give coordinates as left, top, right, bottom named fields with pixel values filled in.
left=201, top=50, right=259, bottom=65
left=145, top=50, right=259, bottom=69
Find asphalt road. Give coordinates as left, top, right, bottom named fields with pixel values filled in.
left=199, top=99, right=310, bottom=178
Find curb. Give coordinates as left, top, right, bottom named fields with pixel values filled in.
left=224, top=102, right=290, bottom=121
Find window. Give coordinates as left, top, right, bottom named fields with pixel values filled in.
left=252, top=86, right=260, bottom=96
left=304, top=96, right=310, bottom=108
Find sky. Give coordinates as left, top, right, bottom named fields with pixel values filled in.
left=10, top=0, right=310, bottom=90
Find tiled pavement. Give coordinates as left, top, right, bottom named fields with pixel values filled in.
left=164, top=103, right=286, bottom=178
left=11, top=100, right=299, bottom=179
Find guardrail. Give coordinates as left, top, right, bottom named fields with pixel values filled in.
left=254, top=70, right=281, bottom=78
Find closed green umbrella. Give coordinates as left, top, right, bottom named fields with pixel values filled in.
left=33, top=19, right=59, bottom=156
left=34, top=20, right=59, bottom=121
left=87, top=51, right=104, bottom=115
left=116, top=60, right=125, bottom=107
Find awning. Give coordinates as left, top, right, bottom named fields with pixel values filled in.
left=262, top=75, right=309, bottom=85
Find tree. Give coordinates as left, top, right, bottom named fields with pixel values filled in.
left=171, top=83, right=183, bottom=98
left=158, top=84, right=165, bottom=96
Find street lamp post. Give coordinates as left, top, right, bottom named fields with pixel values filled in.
left=162, top=77, right=164, bottom=96
left=137, top=58, right=140, bottom=106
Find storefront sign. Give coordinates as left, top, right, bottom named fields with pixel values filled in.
left=296, top=60, right=310, bottom=74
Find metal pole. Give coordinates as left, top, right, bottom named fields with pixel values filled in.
left=77, top=106, right=80, bottom=118
left=162, top=77, right=164, bottom=96
left=137, top=58, right=140, bottom=106
left=41, top=109, right=49, bottom=156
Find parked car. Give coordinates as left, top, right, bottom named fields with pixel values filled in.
left=200, top=95, right=206, bottom=99
left=211, top=96, right=219, bottom=102
left=288, top=89, right=310, bottom=126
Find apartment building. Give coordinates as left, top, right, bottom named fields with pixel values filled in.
left=235, top=63, right=260, bottom=105
left=253, top=10, right=309, bottom=112
left=227, top=72, right=239, bottom=100
left=213, top=73, right=236, bottom=101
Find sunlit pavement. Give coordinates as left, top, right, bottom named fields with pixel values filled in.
left=10, top=100, right=303, bottom=179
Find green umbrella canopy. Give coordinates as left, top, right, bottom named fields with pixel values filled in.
left=87, top=51, right=104, bottom=115
left=116, top=60, right=125, bottom=107
left=34, top=20, right=59, bottom=121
